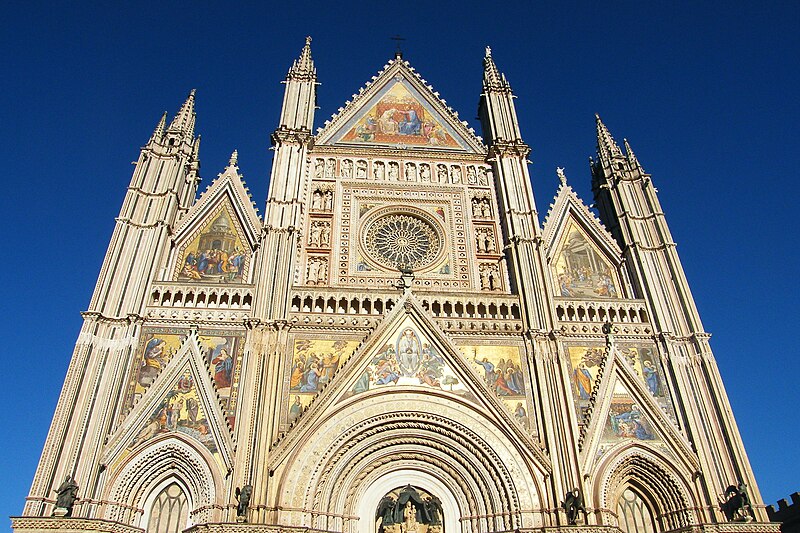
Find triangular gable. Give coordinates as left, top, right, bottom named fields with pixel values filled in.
left=171, top=159, right=261, bottom=284
left=103, top=332, right=234, bottom=471
left=579, top=345, right=697, bottom=473
left=316, top=59, right=485, bottom=153
left=543, top=182, right=625, bottom=299
left=271, top=292, right=550, bottom=472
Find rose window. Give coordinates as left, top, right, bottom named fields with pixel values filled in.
left=363, top=212, right=443, bottom=270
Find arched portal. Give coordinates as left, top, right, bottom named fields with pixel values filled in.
left=364, top=476, right=453, bottom=533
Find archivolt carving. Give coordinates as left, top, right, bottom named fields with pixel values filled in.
left=104, top=436, right=221, bottom=526
left=596, top=446, right=694, bottom=530
left=278, top=398, right=542, bottom=532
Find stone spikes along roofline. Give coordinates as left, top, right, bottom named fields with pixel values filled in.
left=287, top=36, right=316, bottom=82
left=314, top=54, right=486, bottom=152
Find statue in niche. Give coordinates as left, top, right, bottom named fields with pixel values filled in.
left=466, top=165, right=477, bottom=184
left=376, top=485, right=443, bottom=533
left=479, top=264, right=501, bottom=291
left=476, top=228, right=496, bottom=253
left=471, top=197, right=482, bottom=217
left=561, top=488, right=587, bottom=525
left=405, top=162, right=417, bottom=181
left=450, top=165, right=462, bottom=184
left=341, top=159, right=353, bottom=178
left=374, top=161, right=385, bottom=180
left=356, top=160, right=368, bottom=179
left=308, top=222, right=322, bottom=247
left=388, top=161, right=399, bottom=180
left=324, top=190, right=333, bottom=211
left=306, top=258, right=321, bottom=284
left=420, top=164, right=431, bottom=182
left=235, top=484, right=252, bottom=521
left=314, top=159, right=324, bottom=178
left=436, top=164, right=448, bottom=183
left=478, top=167, right=489, bottom=185
left=53, top=475, right=79, bottom=517
left=481, top=198, right=491, bottom=217
left=324, top=158, right=335, bottom=177
left=720, top=483, right=753, bottom=522
left=311, top=189, right=323, bottom=210
left=320, top=222, right=331, bottom=246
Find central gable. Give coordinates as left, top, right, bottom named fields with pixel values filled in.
left=316, top=59, right=484, bottom=153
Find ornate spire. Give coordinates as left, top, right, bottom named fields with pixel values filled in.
left=482, top=46, right=509, bottom=91
left=228, top=149, right=238, bottom=167
left=287, top=36, right=316, bottom=81
left=167, top=89, right=197, bottom=138
left=150, top=111, right=167, bottom=143
left=624, top=138, right=644, bottom=171
left=595, top=114, right=623, bottom=160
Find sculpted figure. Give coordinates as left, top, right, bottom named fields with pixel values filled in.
left=53, top=475, right=79, bottom=516
left=561, top=488, right=586, bottom=525
left=235, top=484, right=252, bottom=519
left=314, top=159, right=324, bottom=178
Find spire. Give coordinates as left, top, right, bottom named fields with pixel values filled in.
left=624, top=138, right=644, bottom=171
left=149, top=111, right=167, bottom=143
left=167, top=89, right=197, bottom=137
left=482, top=46, right=509, bottom=91
left=595, top=114, right=623, bottom=160
left=228, top=149, right=238, bottom=167
left=287, top=36, right=316, bottom=81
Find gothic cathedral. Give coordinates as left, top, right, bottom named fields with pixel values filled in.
left=15, top=39, right=777, bottom=533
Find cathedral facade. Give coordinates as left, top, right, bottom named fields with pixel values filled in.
left=15, top=39, right=777, bottom=533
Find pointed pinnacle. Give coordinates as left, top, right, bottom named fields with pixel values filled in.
left=595, top=114, right=623, bottom=159
left=623, top=138, right=643, bottom=170
left=150, top=111, right=167, bottom=142
left=288, top=36, right=316, bottom=81
left=229, top=149, right=238, bottom=167
left=167, top=89, right=197, bottom=137
left=192, top=135, right=201, bottom=159
left=483, top=46, right=511, bottom=92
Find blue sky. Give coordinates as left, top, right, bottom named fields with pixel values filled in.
left=2, top=1, right=798, bottom=527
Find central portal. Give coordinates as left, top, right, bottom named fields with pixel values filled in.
left=376, top=485, right=443, bottom=533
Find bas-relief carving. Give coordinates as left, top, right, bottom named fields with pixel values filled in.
left=341, top=81, right=460, bottom=148
left=305, top=256, right=329, bottom=285
left=552, top=222, right=619, bottom=298
left=177, top=207, right=249, bottom=283
left=287, top=339, right=360, bottom=422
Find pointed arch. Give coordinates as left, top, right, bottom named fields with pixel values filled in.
left=593, top=445, right=696, bottom=532
left=103, top=435, right=223, bottom=526
left=141, top=477, right=191, bottom=533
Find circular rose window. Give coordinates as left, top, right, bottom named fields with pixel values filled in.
left=361, top=209, right=444, bottom=271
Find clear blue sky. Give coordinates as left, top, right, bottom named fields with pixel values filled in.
left=2, top=1, right=797, bottom=527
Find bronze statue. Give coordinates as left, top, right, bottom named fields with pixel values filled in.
left=561, top=488, right=586, bottom=525
left=720, top=483, right=753, bottom=522
left=235, top=484, right=252, bottom=520
left=376, top=495, right=398, bottom=530
left=53, top=475, right=79, bottom=517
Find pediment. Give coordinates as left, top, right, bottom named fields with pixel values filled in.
left=579, top=344, right=697, bottom=473
left=543, top=182, right=626, bottom=299
left=103, top=332, right=234, bottom=471
left=315, top=58, right=485, bottom=153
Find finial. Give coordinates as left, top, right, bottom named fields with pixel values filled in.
left=229, top=149, right=238, bottom=167
left=556, top=167, right=567, bottom=186
left=390, top=35, right=406, bottom=59
left=287, top=36, right=316, bottom=80
left=485, top=46, right=492, bottom=58
left=305, top=35, right=312, bottom=46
